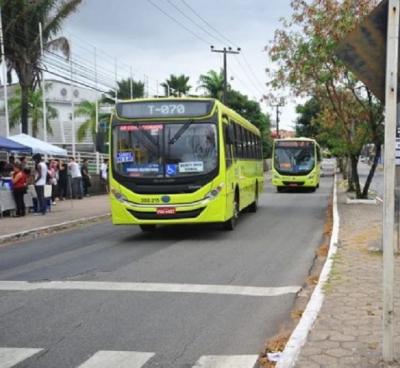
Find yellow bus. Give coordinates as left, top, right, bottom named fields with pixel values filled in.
left=271, top=138, right=321, bottom=192
left=98, top=98, right=264, bottom=231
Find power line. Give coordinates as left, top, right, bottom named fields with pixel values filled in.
left=165, top=0, right=226, bottom=46
left=147, top=0, right=210, bottom=46
left=179, top=0, right=235, bottom=46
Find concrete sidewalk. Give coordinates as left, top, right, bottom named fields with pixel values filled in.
left=295, top=181, right=400, bottom=367
left=0, top=195, right=110, bottom=241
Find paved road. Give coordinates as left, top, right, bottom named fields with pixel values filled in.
left=0, top=178, right=332, bottom=368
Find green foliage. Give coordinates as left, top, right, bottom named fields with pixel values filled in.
left=1, top=0, right=82, bottom=133
left=197, top=70, right=225, bottom=100
left=74, top=100, right=109, bottom=143
left=295, top=98, right=321, bottom=139
left=161, top=74, right=191, bottom=97
left=8, top=85, right=57, bottom=137
left=103, top=78, right=144, bottom=104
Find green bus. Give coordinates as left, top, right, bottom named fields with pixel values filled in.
left=97, top=98, right=264, bottom=231
left=271, top=138, right=321, bottom=192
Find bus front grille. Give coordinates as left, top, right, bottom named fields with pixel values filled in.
left=128, top=208, right=205, bottom=220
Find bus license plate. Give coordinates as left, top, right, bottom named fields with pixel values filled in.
left=157, top=207, right=176, bottom=215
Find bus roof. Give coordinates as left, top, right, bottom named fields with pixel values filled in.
left=115, top=97, right=261, bottom=136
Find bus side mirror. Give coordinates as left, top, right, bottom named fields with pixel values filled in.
left=226, top=125, right=235, bottom=145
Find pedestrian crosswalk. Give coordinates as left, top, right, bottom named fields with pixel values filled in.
left=0, top=347, right=259, bottom=368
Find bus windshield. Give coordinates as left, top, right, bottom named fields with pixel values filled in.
left=113, top=122, right=218, bottom=178
left=274, top=141, right=315, bottom=175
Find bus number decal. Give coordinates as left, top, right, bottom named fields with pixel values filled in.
left=141, top=198, right=161, bottom=204
left=147, top=104, right=186, bottom=116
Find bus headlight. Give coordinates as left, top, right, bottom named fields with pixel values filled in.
left=273, top=174, right=280, bottom=179
left=308, top=174, right=315, bottom=179
left=111, top=188, right=127, bottom=202
left=205, top=184, right=224, bottom=200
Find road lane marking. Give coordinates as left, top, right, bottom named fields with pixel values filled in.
left=0, top=347, right=42, bottom=368
left=0, top=281, right=301, bottom=297
left=77, top=351, right=154, bottom=368
left=193, top=355, right=259, bottom=367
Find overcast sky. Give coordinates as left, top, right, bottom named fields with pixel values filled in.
left=63, top=0, right=299, bottom=129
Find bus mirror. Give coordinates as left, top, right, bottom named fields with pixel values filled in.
left=226, top=125, right=235, bottom=145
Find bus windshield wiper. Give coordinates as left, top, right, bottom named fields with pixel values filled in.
left=168, top=120, right=194, bottom=145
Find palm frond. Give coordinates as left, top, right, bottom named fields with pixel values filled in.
left=46, top=37, right=70, bottom=57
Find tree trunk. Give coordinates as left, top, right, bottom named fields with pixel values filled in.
left=20, top=84, right=30, bottom=134
left=338, top=156, right=347, bottom=179
left=347, top=157, right=355, bottom=191
left=361, top=143, right=381, bottom=199
left=350, top=154, right=362, bottom=198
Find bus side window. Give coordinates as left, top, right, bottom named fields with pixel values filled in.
left=223, top=117, right=233, bottom=168
left=234, top=123, right=242, bottom=158
left=251, top=133, right=256, bottom=159
left=243, top=128, right=249, bottom=159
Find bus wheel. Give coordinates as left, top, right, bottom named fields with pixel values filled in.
left=139, top=224, right=157, bottom=232
left=224, top=195, right=239, bottom=231
left=277, top=187, right=284, bottom=193
left=248, top=184, right=259, bottom=213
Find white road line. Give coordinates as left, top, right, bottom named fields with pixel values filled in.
left=77, top=351, right=154, bottom=368
left=0, top=347, right=43, bottom=368
left=193, top=355, right=259, bottom=368
left=0, top=281, right=301, bottom=297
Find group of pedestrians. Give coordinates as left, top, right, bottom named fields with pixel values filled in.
left=4, top=154, right=108, bottom=217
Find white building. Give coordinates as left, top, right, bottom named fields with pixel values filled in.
left=0, top=79, right=112, bottom=151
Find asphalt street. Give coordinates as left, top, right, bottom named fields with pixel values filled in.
left=0, top=178, right=332, bottom=368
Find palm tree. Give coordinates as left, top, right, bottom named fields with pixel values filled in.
left=75, top=100, right=109, bottom=143
left=161, top=74, right=191, bottom=97
left=8, top=85, right=58, bottom=137
left=198, top=70, right=225, bottom=100
left=1, top=0, right=82, bottom=134
left=102, top=78, right=145, bottom=104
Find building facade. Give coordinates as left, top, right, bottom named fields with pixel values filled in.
left=0, top=79, right=111, bottom=151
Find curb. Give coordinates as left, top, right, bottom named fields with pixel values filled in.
left=0, top=213, right=110, bottom=245
left=275, top=174, right=340, bottom=368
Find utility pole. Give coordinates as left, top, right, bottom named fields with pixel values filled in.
left=382, top=0, right=399, bottom=361
left=0, top=7, right=10, bottom=137
left=271, top=100, right=284, bottom=138
left=210, top=46, right=241, bottom=105
left=39, top=22, right=47, bottom=142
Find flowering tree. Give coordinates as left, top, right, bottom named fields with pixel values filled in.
left=267, top=0, right=383, bottom=198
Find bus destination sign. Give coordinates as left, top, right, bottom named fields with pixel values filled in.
left=117, top=100, right=214, bottom=119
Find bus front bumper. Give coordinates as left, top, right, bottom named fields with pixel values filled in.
left=272, top=173, right=318, bottom=188
left=110, top=194, right=227, bottom=225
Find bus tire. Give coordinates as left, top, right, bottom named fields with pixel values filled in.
left=224, top=192, right=239, bottom=231
left=277, top=187, right=284, bottom=193
left=248, top=183, right=259, bottom=213
left=139, top=224, right=157, bottom=232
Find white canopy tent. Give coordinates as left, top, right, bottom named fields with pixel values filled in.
left=8, top=134, right=68, bottom=156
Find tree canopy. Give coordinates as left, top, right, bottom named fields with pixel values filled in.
left=161, top=74, right=191, bottom=97
left=103, top=78, right=145, bottom=104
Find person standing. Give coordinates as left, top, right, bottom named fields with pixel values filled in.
left=33, top=153, right=47, bottom=215
left=81, top=159, right=91, bottom=197
left=48, top=160, right=59, bottom=204
left=58, top=160, right=68, bottom=200
left=12, top=162, right=27, bottom=217
left=69, top=157, right=83, bottom=199
left=100, top=158, right=109, bottom=193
